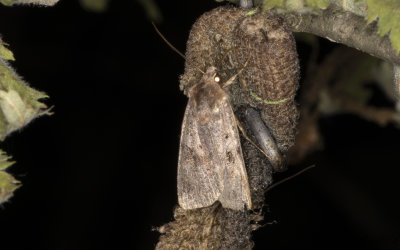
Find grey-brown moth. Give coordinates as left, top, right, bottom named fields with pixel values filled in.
left=177, top=66, right=252, bottom=211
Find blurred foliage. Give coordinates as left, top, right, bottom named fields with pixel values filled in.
left=0, top=150, right=19, bottom=205
left=79, top=0, right=110, bottom=12
left=137, top=0, right=163, bottom=23
left=78, top=0, right=163, bottom=23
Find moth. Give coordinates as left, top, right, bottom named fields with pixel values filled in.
left=177, top=66, right=252, bottom=211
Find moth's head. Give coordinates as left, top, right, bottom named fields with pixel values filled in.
left=202, top=66, right=222, bottom=85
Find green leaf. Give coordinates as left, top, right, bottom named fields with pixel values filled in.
left=137, top=0, right=163, bottom=23
left=0, top=41, right=15, bottom=61
left=285, top=0, right=304, bottom=11
left=0, top=150, right=14, bottom=171
left=263, top=0, right=329, bottom=11
left=263, top=0, right=285, bottom=10
left=0, top=59, right=51, bottom=140
left=304, top=0, right=329, bottom=9
left=0, top=150, right=19, bottom=205
left=362, top=0, right=400, bottom=54
left=0, top=171, right=20, bottom=204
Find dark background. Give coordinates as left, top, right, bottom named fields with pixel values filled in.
left=0, top=1, right=400, bottom=249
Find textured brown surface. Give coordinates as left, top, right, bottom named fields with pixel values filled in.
left=180, top=5, right=299, bottom=153
left=180, top=6, right=247, bottom=94
left=156, top=203, right=252, bottom=250
left=234, top=12, right=299, bottom=152
left=157, top=6, right=299, bottom=249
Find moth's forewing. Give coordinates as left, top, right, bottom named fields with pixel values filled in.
left=177, top=67, right=251, bottom=211
left=216, top=100, right=251, bottom=210
left=177, top=97, right=223, bottom=209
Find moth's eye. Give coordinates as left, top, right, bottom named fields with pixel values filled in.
left=214, top=75, right=221, bottom=83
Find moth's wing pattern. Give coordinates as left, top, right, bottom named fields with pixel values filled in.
left=178, top=82, right=251, bottom=210
left=216, top=100, right=251, bottom=210
left=177, top=97, right=223, bottom=209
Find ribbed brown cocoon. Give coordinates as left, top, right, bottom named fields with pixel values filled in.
left=157, top=6, right=299, bottom=249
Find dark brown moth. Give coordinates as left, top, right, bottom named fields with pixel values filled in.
left=177, top=66, right=252, bottom=211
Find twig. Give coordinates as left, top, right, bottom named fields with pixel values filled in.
left=283, top=4, right=400, bottom=65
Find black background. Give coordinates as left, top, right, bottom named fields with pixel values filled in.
left=0, top=1, right=400, bottom=249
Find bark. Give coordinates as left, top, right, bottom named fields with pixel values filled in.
left=283, top=4, right=400, bottom=65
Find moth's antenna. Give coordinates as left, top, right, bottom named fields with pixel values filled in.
left=221, top=56, right=251, bottom=88
left=152, top=22, right=186, bottom=60
left=266, top=165, right=316, bottom=192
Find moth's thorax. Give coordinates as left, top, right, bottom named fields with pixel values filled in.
left=187, top=69, right=228, bottom=125
left=191, top=80, right=227, bottom=106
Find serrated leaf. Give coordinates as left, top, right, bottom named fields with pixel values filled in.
left=0, top=42, right=15, bottom=61
left=0, top=150, right=14, bottom=171
left=0, top=171, right=20, bottom=204
left=362, top=0, right=400, bottom=54
left=0, top=59, right=50, bottom=140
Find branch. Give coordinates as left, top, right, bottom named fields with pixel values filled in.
left=283, top=4, right=400, bottom=65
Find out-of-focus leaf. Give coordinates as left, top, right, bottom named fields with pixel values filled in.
left=79, top=0, right=110, bottom=13
left=137, top=0, right=163, bottom=23
left=263, top=0, right=285, bottom=10
left=332, top=0, right=367, bottom=16
left=339, top=57, right=377, bottom=103
left=304, top=0, right=329, bottom=9
left=263, top=0, right=328, bottom=11
left=371, top=61, right=399, bottom=102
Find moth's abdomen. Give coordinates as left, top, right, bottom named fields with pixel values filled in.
left=234, top=13, right=300, bottom=152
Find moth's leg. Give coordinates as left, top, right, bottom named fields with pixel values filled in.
left=236, top=107, right=286, bottom=172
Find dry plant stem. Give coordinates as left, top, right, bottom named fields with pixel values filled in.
left=284, top=4, right=400, bottom=65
